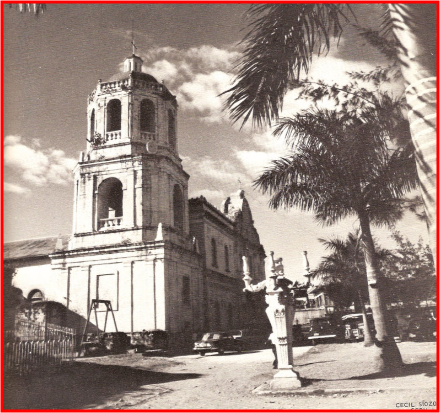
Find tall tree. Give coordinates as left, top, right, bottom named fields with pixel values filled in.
left=254, top=105, right=418, bottom=369
left=311, top=232, right=375, bottom=346
left=381, top=231, right=436, bottom=307
left=224, top=3, right=437, bottom=262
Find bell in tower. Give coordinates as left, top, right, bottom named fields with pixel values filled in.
left=70, top=52, right=189, bottom=250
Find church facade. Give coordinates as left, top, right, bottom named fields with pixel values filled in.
left=5, top=54, right=267, bottom=345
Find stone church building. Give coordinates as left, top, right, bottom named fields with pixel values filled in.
left=4, top=53, right=267, bottom=345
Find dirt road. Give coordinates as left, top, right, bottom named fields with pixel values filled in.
left=5, top=343, right=436, bottom=410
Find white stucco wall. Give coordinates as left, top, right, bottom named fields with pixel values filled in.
left=13, top=263, right=68, bottom=306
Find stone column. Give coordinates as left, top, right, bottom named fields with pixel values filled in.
left=243, top=252, right=301, bottom=389
left=267, top=252, right=300, bottom=388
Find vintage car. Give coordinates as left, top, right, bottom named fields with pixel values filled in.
left=342, top=313, right=374, bottom=342
left=101, top=332, right=131, bottom=353
left=229, top=328, right=268, bottom=349
left=128, top=330, right=169, bottom=353
left=81, top=331, right=130, bottom=355
left=307, top=317, right=344, bottom=345
left=193, top=331, right=243, bottom=356
left=292, top=323, right=309, bottom=346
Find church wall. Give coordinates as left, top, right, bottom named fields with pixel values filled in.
left=12, top=263, right=67, bottom=304
left=46, top=245, right=169, bottom=334
left=205, top=272, right=243, bottom=331
left=6, top=57, right=269, bottom=349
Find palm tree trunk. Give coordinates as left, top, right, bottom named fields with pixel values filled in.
left=388, top=4, right=437, bottom=266
left=357, top=290, right=374, bottom=347
left=359, top=211, right=403, bottom=369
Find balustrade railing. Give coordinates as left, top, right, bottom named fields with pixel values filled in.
left=140, top=131, right=156, bottom=141
left=105, top=130, right=122, bottom=141
left=99, top=217, right=123, bottom=230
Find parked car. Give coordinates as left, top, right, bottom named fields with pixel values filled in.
left=101, top=332, right=131, bottom=353
left=229, top=328, right=268, bottom=349
left=81, top=331, right=130, bottom=355
left=129, top=330, right=169, bottom=353
left=292, top=324, right=309, bottom=346
left=193, top=331, right=243, bottom=356
left=342, top=313, right=374, bottom=342
left=307, top=317, right=344, bottom=345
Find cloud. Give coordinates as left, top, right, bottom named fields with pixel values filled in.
left=142, top=45, right=239, bottom=77
left=120, top=45, right=240, bottom=123
left=189, top=188, right=225, bottom=201
left=4, top=182, right=31, bottom=195
left=177, top=71, right=232, bottom=123
left=234, top=149, right=281, bottom=178
left=4, top=135, right=77, bottom=188
left=185, top=45, right=240, bottom=72
left=186, top=156, right=247, bottom=183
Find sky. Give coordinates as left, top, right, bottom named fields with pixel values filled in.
left=2, top=3, right=430, bottom=280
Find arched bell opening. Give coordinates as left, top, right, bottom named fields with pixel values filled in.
left=106, top=99, right=121, bottom=133
left=97, top=178, right=123, bottom=230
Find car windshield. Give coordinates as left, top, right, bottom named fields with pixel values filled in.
left=202, top=333, right=222, bottom=340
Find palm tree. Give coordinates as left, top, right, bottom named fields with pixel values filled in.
left=311, top=232, right=388, bottom=347
left=387, top=4, right=437, bottom=260
left=224, top=4, right=437, bottom=262
left=255, top=107, right=418, bottom=369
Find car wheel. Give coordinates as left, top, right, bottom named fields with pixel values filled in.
left=199, top=351, right=206, bottom=356
left=218, top=349, right=224, bottom=355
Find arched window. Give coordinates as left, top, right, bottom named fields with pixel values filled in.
left=90, top=109, right=95, bottom=139
left=168, top=110, right=176, bottom=149
left=28, top=289, right=44, bottom=303
left=211, top=238, right=217, bottom=267
left=97, top=178, right=123, bottom=229
left=224, top=245, right=230, bottom=271
left=173, top=184, right=184, bottom=231
left=107, top=99, right=121, bottom=132
left=140, top=99, right=155, bottom=133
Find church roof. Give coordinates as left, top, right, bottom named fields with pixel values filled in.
left=106, top=71, right=159, bottom=84
left=4, top=235, right=70, bottom=261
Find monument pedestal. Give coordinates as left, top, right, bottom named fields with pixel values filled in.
left=270, top=368, right=302, bottom=389
left=242, top=252, right=304, bottom=390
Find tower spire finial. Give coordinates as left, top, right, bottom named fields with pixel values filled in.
left=131, top=19, right=137, bottom=55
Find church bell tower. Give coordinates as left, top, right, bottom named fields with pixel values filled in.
left=70, top=53, right=189, bottom=249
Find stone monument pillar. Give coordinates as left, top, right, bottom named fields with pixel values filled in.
left=242, top=252, right=301, bottom=389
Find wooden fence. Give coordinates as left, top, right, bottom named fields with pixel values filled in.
left=4, top=319, right=76, bottom=375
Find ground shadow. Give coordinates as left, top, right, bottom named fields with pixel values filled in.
left=296, top=360, right=337, bottom=367
left=297, top=361, right=436, bottom=387
left=348, top=361, right=437, bottom=380
left=207, top=350, right=261, bottom=357
left=3, top=361, right=202, bottom=410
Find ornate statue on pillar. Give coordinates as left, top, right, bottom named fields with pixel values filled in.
left=243, top=251, right=302, bottom=389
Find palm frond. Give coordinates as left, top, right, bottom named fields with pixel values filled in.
left=253, top=104, right=417, bottom=230
left=353, top=25, right=398, bottom=60
left=222, top=4, right=353, bottom=128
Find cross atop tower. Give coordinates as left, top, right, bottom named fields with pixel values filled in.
left=131, top=19, right=137, bottom=55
